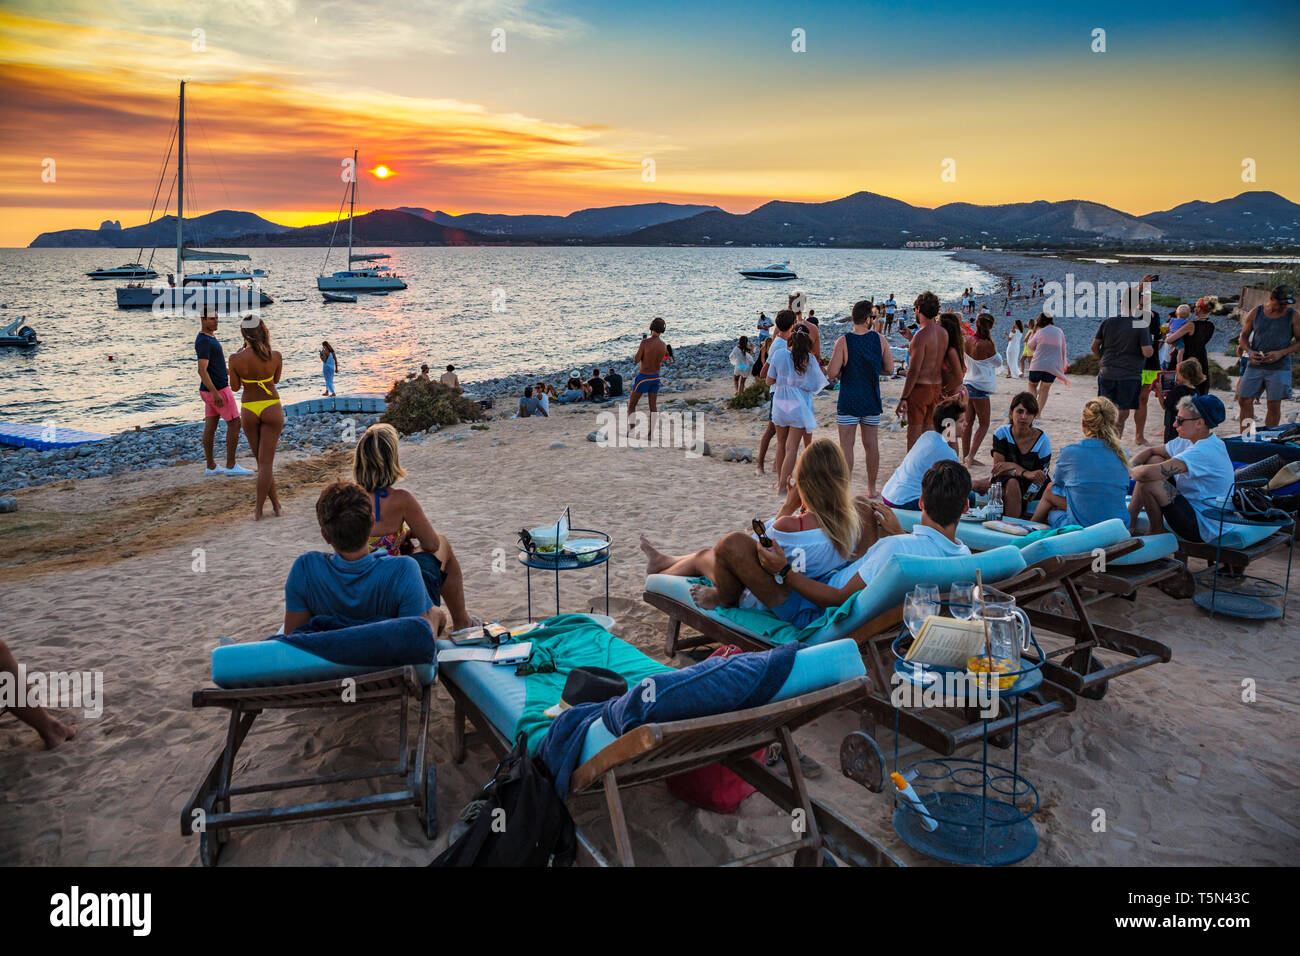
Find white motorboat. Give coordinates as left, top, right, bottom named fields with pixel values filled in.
left=317, top=152, right=407, bottom=292
left=115, top=82, right=274, bottom=311
left=739, top=260, right=797, bottom=280
left=86, top=262, right=158, bottom=280
left=0, top=315, right=39, bottom=347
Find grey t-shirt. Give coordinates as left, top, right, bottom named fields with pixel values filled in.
left=1095, top=317, right=1153, bottom=380
left=519, top=396, right=546, bottom=417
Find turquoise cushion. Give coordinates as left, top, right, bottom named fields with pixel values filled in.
left=894, top=509, right=1033, bottom=552
left=1019, top=519, right=1130, bottom=564
left=646, top=546, right=1028, bottom=648
left=1110, top=532, right=1179, bottom=567
left=212, top=641, right=436, bottom=689
left=576, top=638, right=865, bottom=765
left=1130, top=511, right=1279, bottom=550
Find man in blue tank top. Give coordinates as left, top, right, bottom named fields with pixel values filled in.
left=826, top=300, right=893, bottom=497
left=1237, top=285, right=1299, bottom=430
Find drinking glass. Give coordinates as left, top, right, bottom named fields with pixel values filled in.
left=903, top=585, right=940, bottom=638
left=950, top=581, right=976, bottom=620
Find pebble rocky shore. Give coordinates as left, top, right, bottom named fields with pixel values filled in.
left=0, top=252, right=1260, bottom=495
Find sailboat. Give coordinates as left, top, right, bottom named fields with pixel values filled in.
left=317, top=149, right=407, bottom=292
left=87, top=263, right=158, bottom=280
left=116, top=82, right=273, bottom=311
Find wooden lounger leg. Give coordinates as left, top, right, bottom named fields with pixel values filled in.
left=779, top=727, right=823, bottom=867
left=452, top=696, right=466, bottom=764
left=602, top=772, right=636, bottom=867
left=665, top=616, right=682, bottom=657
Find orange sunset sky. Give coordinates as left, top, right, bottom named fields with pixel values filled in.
left=1, top=1, right=1298, bottom=246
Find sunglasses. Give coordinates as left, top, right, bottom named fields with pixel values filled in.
left=1175, top=416, right=1201, bottom=426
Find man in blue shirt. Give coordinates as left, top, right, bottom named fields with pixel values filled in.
left=284, top=482, right=439, bottom=635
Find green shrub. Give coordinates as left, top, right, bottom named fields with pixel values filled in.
left=1066, top=354, right=1099, bottom=375
left=728, top=379, right=770, bottom=409
left=381, top=379, right=485, bottom=434
left=1204, top=358, right=1232, bottom=392
left=1151, top=292, right=1183, bottom=309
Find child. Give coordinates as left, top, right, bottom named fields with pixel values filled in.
left=1160, top=358, right=1208, bottom=443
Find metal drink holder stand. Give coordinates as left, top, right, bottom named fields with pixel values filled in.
left=517, top=507, right=611, bottom=621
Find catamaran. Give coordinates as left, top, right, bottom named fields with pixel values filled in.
left=317, top=149, right=407, bottom=293
left=115, top=81, right=273, bottom=311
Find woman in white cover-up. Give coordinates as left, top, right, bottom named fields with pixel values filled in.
left=767, top=326, right=827, bottom=493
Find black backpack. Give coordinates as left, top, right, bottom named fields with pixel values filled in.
left=429, top=734, right=576, bottom=867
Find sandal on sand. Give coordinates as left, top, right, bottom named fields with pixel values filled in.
left=765, top=742, right=823, bottom=779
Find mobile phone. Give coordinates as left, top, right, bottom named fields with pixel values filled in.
left=751, top=518, right=773, bottom=547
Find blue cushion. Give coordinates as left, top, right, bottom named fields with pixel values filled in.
left=1110, top=533, right=1179, bottom=567
left=806, top=546, right=1028, bottom=645
left=212, top=641, right=436, bottom=689
left=577, top=639, right=865, bottom=764
left=1130, top=511, right=1280, bottom=549
left=648, top=547, right=1028, bottom=649
left=1019, top=519, right=1130, bottom=565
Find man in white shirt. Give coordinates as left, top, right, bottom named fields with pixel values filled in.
left=692, top=460, right=971, bottom=614
left=1128, top=394, right=1233, bottom=541
left=882, top=398, right=964, bottom=509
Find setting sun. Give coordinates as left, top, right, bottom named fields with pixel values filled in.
left=372, top=165, right=391, bottom=179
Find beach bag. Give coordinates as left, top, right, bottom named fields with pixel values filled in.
left=430, top=733, right=576, bottom=867
left=664, top=645, right=763, bottom=814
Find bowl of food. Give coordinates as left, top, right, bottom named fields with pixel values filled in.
left=528, top=525, right=569, bottom=553
left=564, top=538, right=609, bottom=564
left=967, top=654, right=1017, bottom=690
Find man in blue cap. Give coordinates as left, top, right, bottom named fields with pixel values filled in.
left=1127, top=394, right=1234, bottom=541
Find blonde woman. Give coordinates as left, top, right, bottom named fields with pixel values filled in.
left=228, top=319, right=283, bottom=520
left=353, top=423, right=475, bottom=632
left=1031, top=397, right=1131, bottom=528
left=640, top=439, right=893, bottom=625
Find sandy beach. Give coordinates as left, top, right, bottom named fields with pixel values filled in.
left=4, top=272, right=1298, bottom=866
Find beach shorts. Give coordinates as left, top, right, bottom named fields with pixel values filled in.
left=411, top=551, right=445, bottom=606
left=1027, top=370, right=1057, bottom=385
left=1238, top=364, right=1291, bottom=402
left=632, top=372, right=661, bottom=395
left=965, top=383, right=993, bottom=401
left=1160, top=494, right=1203, bottom=543
left=836, top=413, right=881, bottom=427
left=1098, top=376, right=1142, bottom=411
left=882, top=496, right=920, bottom=511
left=201, top=386, right=240, bottom=422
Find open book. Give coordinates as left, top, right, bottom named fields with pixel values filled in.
left=903, top=617, right=991, bottom=670
left=437, top=641, right=533, bottom=666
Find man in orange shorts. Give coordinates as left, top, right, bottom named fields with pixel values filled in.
left=896, top=291, right=946, bottom=449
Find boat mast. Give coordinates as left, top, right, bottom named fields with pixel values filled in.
left=176, top=80, right=185, bottom=278
left=348, top=147, right=356, bottom=268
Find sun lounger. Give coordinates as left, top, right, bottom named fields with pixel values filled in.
left=643, top=549, right=1078, bottom=758
left=181, top=619, right=438, bottom=866
left=438, top=614, right=902, bottom=867
left=884, top=518, right=1175, bottom=699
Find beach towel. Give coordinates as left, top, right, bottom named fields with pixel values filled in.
left=537, top=642, right=797, bottom=799
left=276, top=614, right=436, bottom=668
left=513, top=615, right=671, bottom=756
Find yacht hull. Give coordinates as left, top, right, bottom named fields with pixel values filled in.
left=115, top=285, right=274, bottom=310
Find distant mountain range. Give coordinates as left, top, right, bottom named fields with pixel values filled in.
left=29, top=210, right=291, bottom=248
left=28, top=191, right=1299, bottom=249
left=398, top=202, right=721, bottom=237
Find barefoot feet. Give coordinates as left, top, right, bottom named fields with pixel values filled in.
left=639, top=535, right=675, bottom=575
left=690, top=584, right=723, bottom=610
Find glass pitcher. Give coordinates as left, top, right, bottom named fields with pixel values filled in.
left=974, top=585, right=1032, bottom=671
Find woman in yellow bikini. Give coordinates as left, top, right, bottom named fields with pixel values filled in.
left=228, top=318, right=283, bottom=520
left=353, top=423, right=477, bottom=632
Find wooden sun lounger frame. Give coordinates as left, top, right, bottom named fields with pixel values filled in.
left=643, top=566, right=1078, bottom=761
left=441, top=672, right=903, bottom=867
left=1004, top=540, right=1174, bottom=701
left=1174, top=520, right=1296, bottom=576
left=181, top=666, right=435, bottom=866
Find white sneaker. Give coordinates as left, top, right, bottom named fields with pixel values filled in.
left=205, top=466, right=227, bottom=477
left=224, top=464, right=255, bottom=477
